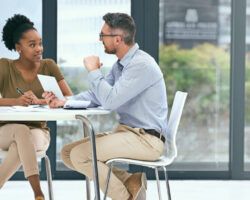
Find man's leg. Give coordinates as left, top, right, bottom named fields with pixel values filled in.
left=61, top=139, right=85, bottom=170
left=69, top=126, right=164, bottom=200
left=112, top=167, right=132, bottom=183
left=61, top=134, right=131, bottom=199
left=69, top=137, right=131, bottom=200
left=61, top=133, right=107, bottom=170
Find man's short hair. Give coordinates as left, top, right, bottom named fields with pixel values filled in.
left=103, top=13, right=136, bottom=45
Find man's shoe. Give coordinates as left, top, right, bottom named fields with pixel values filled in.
left=124, top=172, right=147, bottom=200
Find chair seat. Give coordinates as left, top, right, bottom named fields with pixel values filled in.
left=106, top=155, right=176, bottom=168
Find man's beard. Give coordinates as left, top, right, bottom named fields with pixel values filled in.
left=105, top=49, right=116, bottom=54
left=104, top=44, right=116, bottom=54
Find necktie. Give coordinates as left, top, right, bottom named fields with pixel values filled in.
left=117, top=60, right=124, bottom=71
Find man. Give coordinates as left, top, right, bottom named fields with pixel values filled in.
left=43, top=13, right=168, bottom=200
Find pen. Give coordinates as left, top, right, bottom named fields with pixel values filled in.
left=16, top=87, right=25, bottom=95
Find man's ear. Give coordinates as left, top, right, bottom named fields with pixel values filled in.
left=115, top=35, right=123, bottom=44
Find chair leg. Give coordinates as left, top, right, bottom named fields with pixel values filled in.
left=155, top=167, right=162, bottom=200
left=163, top=167, right=171, bottom=200
left=86, top=176, right=91, bottom=200
left=103, top=162, right=113, bottom=200
left=44, top=155, right=54, bottom=200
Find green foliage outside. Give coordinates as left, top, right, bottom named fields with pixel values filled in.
left=159, top=43, right=230, bottom=126
left=60, top=67, right=89, bottom=94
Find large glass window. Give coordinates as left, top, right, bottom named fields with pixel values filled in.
left=245, top=0, right=250, bottom=171
left=159, top=0, right=231, bottom=170
left=57, top=0, right=131, bottom=170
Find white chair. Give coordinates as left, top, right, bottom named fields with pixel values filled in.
left=0, top=149, right=54, bottom=200
left=103, top=91, right=187, bottom=200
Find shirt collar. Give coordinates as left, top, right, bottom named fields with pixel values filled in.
left=119, top=43, right=139, bottom=69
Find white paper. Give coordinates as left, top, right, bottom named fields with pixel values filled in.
left=0, top=106, right=13, bottom=112
left=11, top=105, right=50, bottom=112
left=63, top=100, right=91, bottom=109
left=37, top=74, right=64, bottom=100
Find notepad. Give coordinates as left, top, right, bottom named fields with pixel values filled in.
left=38, top=75, right=65, bottom=100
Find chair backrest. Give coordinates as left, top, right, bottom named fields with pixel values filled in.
left=164, top=91, right=187, bottom=159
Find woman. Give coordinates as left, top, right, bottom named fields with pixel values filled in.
left=0, top=14, right=72, bottom=200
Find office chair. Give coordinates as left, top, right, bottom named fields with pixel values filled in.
left=0, top=149, right=54, bottom=200
left=103, top=91, right=187, bottom=200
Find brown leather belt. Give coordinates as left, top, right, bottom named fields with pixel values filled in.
left=143, top=129, right=165, bottom=143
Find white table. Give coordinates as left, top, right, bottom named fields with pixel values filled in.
left=0, top=107, right=110, bottom=200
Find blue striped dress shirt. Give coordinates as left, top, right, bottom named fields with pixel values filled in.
left=68, top=43, right=168, bottom=136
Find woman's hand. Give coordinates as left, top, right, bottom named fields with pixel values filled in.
left=42, top=91, right=66, bottom=108
left=24, top=90, right=45, bottom=105
left=15, top=95, right=33, bottom=106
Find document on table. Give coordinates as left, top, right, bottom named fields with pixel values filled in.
left=0, top=106, right=14, bottom=112
left=11, top=105, right=50, bottom=112
left=37, top=74, right=64, bottom=100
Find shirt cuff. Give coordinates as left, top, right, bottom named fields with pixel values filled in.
left=64, top=99, right=91, bottom=109
left=65, top=95, right=74, bottom=100
left=64, top=100, right=74, bottom=108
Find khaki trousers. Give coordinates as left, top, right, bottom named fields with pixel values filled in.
left=61, top=124, right=164, bottom=200
left=0, top=124, right=50, bottom=188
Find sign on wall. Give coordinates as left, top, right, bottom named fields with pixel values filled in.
left=164, top=0, right=218, bottom=48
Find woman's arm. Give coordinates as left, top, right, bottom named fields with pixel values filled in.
left=0, top=98, right=18, bottom=106
left=58, top=79, right=73, bottom=97
left=44, top=59, right=73, bottom=97
left=0, top=95, right=32, bottom=106
left=23, top=79, right=72, bottom=105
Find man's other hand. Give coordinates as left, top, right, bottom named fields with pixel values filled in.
left=83, top=56, right=102, bottom=71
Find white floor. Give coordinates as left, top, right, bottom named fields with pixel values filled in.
left=0, top=180, right=250, bottom=200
